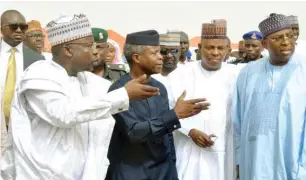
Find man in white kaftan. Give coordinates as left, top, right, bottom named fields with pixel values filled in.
left=167, top=20, right=238, bottom=180
left=1, top=14, right=159, bottom=180
left=233, top=13, right=306, bottom=180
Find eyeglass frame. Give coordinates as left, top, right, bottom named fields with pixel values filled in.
left=2, top=23, right=29, bottom=32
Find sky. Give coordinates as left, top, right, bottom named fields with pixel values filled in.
left=0, top=1, right=305, bottom=43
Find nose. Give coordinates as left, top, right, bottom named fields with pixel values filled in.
left=281, top=37, right=290, bottom=46
left=212, top=48, right=220, bottom=56
left=92, top=47, right=98, bottom=56
left=157, top=52, right=163, bottom=60
left=15, top=26, right=22, bottom=33
left=166, top=52, right=174, bottom=59
left=245, top=46, right=252, bottom=52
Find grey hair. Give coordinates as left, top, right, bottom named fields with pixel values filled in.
left=123, top=43, right=146, bottom=64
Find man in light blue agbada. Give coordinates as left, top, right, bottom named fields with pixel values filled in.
left=233, top=13, right=306, bottom=180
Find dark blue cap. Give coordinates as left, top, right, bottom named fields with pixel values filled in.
left=242, top=31, right=263, bottom=40
left=125, top=30, right=159, bottom=46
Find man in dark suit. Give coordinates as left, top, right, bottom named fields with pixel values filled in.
left=0, top=9, right=44, bottom=151
left=106, top=30, right=210, bottom=180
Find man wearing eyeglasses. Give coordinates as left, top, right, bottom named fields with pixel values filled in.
left=233, top=13, right=306, bottom=180
left=91, top=28, right=127, bottom=83
left=0, top=10, right=44, bottom=156
left=24, top=20, right=52, bottom=60
left=151, top=32, right=181, bottom=89
left=1, top=14, right=161, bottom=180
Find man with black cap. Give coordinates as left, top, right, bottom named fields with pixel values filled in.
left=91, top=28, right=127, bottom=82
left=233, top=13, right=306, bottom=180
left=106, top=29, right=210, bottom=180
left=167, top=19, right=238, bottom=180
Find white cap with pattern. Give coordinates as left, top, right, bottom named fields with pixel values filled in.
left=46, top=14, right=92, bottom=46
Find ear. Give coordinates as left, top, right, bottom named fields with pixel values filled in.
left=132, top=53, right=141, bottom=64
left=261, top=39, right=267, bottom=50
left=63, top=46, right=73, bottom=58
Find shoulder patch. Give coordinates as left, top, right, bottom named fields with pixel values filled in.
left=109, top=64, right=127, bottom=72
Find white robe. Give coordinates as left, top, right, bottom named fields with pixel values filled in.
left=167, top=61, right=239, bottom=180
left=151, top=74, right=170, bottom=89
left=81, top=72, right=115, bottom=180
left=1, top=60, right=129, bottom=180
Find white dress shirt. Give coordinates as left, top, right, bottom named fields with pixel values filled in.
left=0, top=40, right=23, bottom=160
left=0, top=40, right=24, bottom=90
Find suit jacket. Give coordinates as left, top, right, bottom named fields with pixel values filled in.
left=23, top=45, right=45, bottom=70
left=106, top=74, right=181, bottom=180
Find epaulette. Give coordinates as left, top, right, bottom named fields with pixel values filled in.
left=107, top=64, right=127, bottom=72
left=229, top=59, right=243, bottom=65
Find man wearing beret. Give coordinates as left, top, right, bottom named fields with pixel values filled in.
left=91, top=28, right=127, bottom=83
left=106, top=30, right=209, bottom=180
left=233, top=13, right=306, bottom=180
left=242, top=31, right=264, bottom=62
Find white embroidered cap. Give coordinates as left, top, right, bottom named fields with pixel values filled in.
left=46, top=14, right=92, bottom=46
left=160, top=32, right=180, bottom=46
left=287, top=15, right=298, bottom=25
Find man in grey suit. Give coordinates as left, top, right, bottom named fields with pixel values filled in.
left=0, top=9, right=44, bottom=155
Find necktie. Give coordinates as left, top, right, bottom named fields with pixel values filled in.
left=3, top=47, right=17, bottom=126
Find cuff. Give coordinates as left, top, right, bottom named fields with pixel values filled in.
left=178, top=127, right=193, bottom=137
left=105, top=87, right=129, bottom=114
left=161, top=109, right=181, bottom=133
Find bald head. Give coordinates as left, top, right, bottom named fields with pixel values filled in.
left=1, top=10, right=25, bottom=26
left=1, top=10, right=26, bottom=47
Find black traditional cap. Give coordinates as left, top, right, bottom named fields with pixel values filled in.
left=258, top=13, right=291, bottom=38
left=125, top=30, right=159, bottom=46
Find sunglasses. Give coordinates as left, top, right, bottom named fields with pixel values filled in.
left=4, top=23, right=28, bottom=32
left=160, top=49, right=179, bottom=56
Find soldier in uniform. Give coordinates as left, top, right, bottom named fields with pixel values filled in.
left=91, top=28, right=127, bottom=82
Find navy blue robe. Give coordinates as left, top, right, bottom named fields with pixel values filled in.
left=105, top=74, right=181, bottom=180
